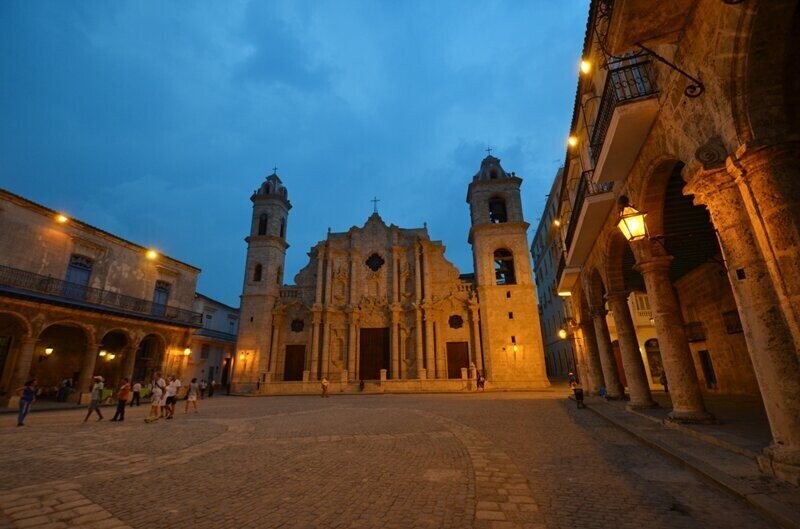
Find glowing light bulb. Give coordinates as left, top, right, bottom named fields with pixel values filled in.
left=146, top=250, right=159, bottom=260
left=580, top=60, right=591, bottom=74
left=568, top=136, right=578, bottom=147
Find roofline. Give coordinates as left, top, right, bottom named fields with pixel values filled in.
left=195, top=292, right=240, bottom=312
left=1, top=188, right=201, bottom=273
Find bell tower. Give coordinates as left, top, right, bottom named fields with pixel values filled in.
left=466, top=155, right=548, bottom=388
left=234, top=171, right=291, bottom=391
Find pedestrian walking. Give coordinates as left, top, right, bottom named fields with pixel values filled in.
left=476, top=372, right=485, bottom=390
left=568, top=371, right=577, bottom=388
left=15, top=379, right=36, bottom=427
left=321, top=377, right=329, bottom=398
left=130, top=380, right=141, bottom=407
left=84, top=376, right=104, bottom=422
left=208, top=380, right=215, bottom=398
left=199, top=379, right=207, bottom=400
left=164, top=375, right=178, bottom=419
left=184, top=378, right=200, bottom=414
left=111, top=378, right=131, bottom=421
left=146, top=373, right=165, bottom=423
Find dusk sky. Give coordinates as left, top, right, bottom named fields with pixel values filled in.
left=1, top=1, right=589, bottom=307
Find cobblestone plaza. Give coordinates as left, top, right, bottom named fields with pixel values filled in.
left=0, top=392, right=779, bottom=529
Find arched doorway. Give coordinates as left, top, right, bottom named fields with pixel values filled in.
left=0, top=312, right=31, bottom=393
left=133, top=334, right=165, bottom=384
left=34, top=323, right=91, bottom=400
left=96, top=330, right=131, bottom=390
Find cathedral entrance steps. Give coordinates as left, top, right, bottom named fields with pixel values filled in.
left=239, top=379, right=557, bottom=396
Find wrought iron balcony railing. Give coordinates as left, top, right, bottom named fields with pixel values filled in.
left=590, top=57, right=659, bottom=163
left=0, top=264, right=202, bottom=326
left=564, top=170, right=615, bottom=252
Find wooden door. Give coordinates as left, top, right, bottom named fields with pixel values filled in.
left=284, top=345, right=306, bottom=381
left=446, top=342, right=469, bottom=379
left=359, top=328, right=389, bottom=380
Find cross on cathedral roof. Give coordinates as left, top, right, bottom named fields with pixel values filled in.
left=371, top=196, right=380, bottom=213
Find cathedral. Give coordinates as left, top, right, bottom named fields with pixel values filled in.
left=232, top=156, right=549, bottom=393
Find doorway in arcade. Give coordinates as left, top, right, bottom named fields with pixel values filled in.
left=359, top=328, right=389, bottom=380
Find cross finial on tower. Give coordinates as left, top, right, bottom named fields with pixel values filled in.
left=272, top=164, right=278, bottom=174
left=485, top=145, right=493, bottom=156
left=371, top=196, right=381, bottom=213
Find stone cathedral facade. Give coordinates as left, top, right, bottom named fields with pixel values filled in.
left=233, top=156, right=549, bottom=393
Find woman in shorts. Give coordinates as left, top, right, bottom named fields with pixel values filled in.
left=147, top=378, right=163, bottom=423
left=184, top=377, right=199, bottom=414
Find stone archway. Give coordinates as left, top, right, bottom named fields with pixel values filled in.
left=0, top=311, right=32, bottom=394
left=96, top=329, right=133, bottom=390
left=133, top=334, right=166, bottom=384
left=35, top=322, right=93, bottom=400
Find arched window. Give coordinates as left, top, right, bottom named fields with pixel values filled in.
left=253, top=263, right=262, bottom=282
left=280, top=218, right=286, bottom=238
left=494, top=249, right=516, bottom=285
left=258, top=214, right=268, bottom=235
left=488, top=197, right=508, bottom=223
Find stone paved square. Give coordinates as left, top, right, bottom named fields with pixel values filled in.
left=0, top=392, right=779, bottom=529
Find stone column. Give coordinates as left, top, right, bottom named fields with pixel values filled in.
left=320, top=317, right=331, bottom=378
left=347, top=312, right=358, bottom=380
left=314, top=246, right=324, bottom=305
left=269, top=312, right=282, bottom=376
left=578, top=311, right=606, bottom=394
left=309, top=310, right=321, bottom=380
left=77, top=342, right=102, bottom=399
left=424, top=310, right=436, bottom=379
left=414, top=307, right=425, bottom=379
left=121, top=344, right=137, bottom=381
left=732, top=141, right=800, bottom=342
left=688, top=165, right=800, bottom=481
left=7, top=337, right=37, bottom=394
left=435, top=318, right=447, bottom=379
left=633, top=242, right=713, bottom=423
left=590, top=307, right=624, bottom=398
left=606, top=291, right=656, bottom=408
left=390, top=309, right=400, bottom=379
left=469, top=302, right=483, bottom=375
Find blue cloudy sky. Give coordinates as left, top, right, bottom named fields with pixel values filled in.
left=1, top=1, right=589, bottom=307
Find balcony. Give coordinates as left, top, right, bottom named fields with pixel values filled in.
left=590, top=57, right=659, bottom=185
left=0, top=264, right=202, bottom=326
left=557, top=171, right=615, bottom=293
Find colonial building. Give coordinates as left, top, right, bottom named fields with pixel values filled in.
left=184, top=293, right=239, bottom=386
left=531, top=168, right=578, bottom=380
left=551, top=0, right=800, bottom=484
left=233, top=157, right=549, bottom=393
left=0, top=189, right=202, bottom=404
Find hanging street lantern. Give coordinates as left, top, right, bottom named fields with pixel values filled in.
left=617, top=196, right=648, bottom=242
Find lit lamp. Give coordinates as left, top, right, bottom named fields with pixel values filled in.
left=617, top=196, right=648, bottom=242
left=55, top=214, right=69, bottom=224
left=98, top=350, right=107, bottom=357
left=44, top=347, right=54, bottom=356
left=108, top=353, right=116, bottom=360
left=512, top=344, right=518, bottom=353
left=567, top=135, right=578, bottom=148
left=239, top=352, right=246, bottom=361
left=558, top=328, right=568, bottom=340
left=553, top=219, right=561, bottom=227
left=146, top=249, right=159, bottom=260
left=580, top=59, right=592, bottom=74
left=183, top=348, right=191, bottom=357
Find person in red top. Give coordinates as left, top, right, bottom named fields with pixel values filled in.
left=111, top=378, right=131, bottom=422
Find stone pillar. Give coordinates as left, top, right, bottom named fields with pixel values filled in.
left=7, top=337, right=37, bottom=393
left=414, top=307, right=425, bottom=379
left=320, top=318, right=331, bottom=378
left=310, top=310, right=321, bottom=380
left=732, top=141, right=800, bottom=342
left=590, top=307, right=624, bottom=399
left=390, top=309, right=400, bottom=379
left=469, top=303, right=483, bottom=375
left=347, top=312, right=358, bottom=380
left=314, top=247, right=324, bottom=305
left=77, top=342, right=102, bottom=399
left=688, top=166, right=800, bottom=482
left=121, top=344, right=137, bottom=381
left=435, top=318, right=447, bottom=379
left=269, top=312, right=282, bottom=377
left=633, top=242, right=713, bottom=423
left=424, top=311, right=436, bottom=379
left=606, top=291, right=656, bottom=408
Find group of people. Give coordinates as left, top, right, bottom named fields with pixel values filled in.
left=13, top=373, right=214, bottom=426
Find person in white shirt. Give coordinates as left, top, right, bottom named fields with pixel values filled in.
left=164, top=375, right=178, bottom=419
left=130, top=381, right=142, bottom=407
